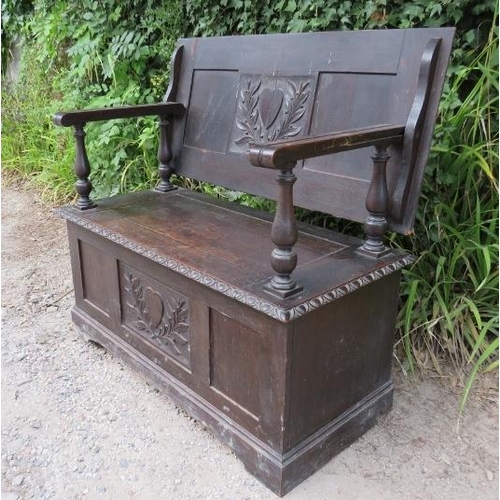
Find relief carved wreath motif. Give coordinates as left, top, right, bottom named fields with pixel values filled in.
left=124, top=272, right=189, bottom=362
left=235, top=77, right=311, bottom=145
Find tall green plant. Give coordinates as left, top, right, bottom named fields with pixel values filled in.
left=396, top=16, right=498, bottom=405
left=1, top=46, right=76, bottom=202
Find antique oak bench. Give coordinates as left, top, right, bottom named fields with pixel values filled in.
left=54, top=29, right=454, bottom=495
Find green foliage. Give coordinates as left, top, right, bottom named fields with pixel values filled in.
left=1, top=46, right=75, bottom=202
left=184, top=0, right=494, bottom=51
left=13, top=0, right=184, bottom=198
left=396, top=21, right=499, bottom=405
left=1, top=0, right=33, bottom=71
left=1, top=0, right=498, bottom=402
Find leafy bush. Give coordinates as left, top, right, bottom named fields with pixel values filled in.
left=1, top=45, right=76, bottom=202
left=2, top=0, right=184, bottom=198
left=397, top=25, right=498, bottom=405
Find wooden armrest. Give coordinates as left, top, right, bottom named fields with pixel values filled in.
left=248, top=124, right=405, bottom=169
left=53, top=102, right=185, bottom=127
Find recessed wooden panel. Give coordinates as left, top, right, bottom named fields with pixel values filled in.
left=210, top=310, right=266, bottom=419
left=311, top=72, right=395, bottom=135
left=304, top=72, right=395, bottom=179
left=286, top=272, right=401, bottom=448
left=291, top=72, right=399, bottom=224
left=120, top=262, right=191, bottom=368
left=79, top=240, right=116, bottom=317
left=184, top=69, right=238, bottom=152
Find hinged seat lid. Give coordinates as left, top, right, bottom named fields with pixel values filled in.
left=59, top=190, right=413, bottom=322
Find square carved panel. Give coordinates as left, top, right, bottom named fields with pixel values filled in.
left=230, top=74, right=313, bottom=153
left=120, top=263, right=191, bottom=368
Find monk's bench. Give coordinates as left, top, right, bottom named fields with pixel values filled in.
left=54, top=28, right=454, bottom=496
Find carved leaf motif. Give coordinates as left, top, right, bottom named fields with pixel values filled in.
left=124, top=272, right=189, bottom=360
left=125, top=273, right=150, bottom=331
left=277, top=80, right=310, bottom=141
left=235, top=78, right=261, bottom=145
left=156, top=298, right=189, bottom=356
left=235, top=77, right=310, bottom=145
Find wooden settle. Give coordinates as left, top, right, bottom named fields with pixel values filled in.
left=53, top=29, right=455, bottom=496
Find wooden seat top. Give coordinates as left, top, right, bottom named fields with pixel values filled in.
left=59, top=190, right=412, bottom=322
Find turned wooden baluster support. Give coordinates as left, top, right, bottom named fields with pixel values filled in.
left=73, top=124, right=96, bottom=210
left=264, top=164, right=303, bottom=299
left=357, top=145, right=392, bottom=258
left=155, top=115, right=176, bottom=192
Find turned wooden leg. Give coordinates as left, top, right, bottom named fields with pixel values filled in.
left=155, top=115, right=176, bottom=192
left=357, top=145, right=391, bottom=258
left=264, top=165, right=303, bottom=299
left=73, top=124, right=96, bottom=210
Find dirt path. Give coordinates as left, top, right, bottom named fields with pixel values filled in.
left=1, top=185, right=498, bottom=500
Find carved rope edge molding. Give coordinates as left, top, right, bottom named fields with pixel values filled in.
left=60, top=208, right=415, bottom=323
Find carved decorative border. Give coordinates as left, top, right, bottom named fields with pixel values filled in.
left=60, top=207, right=415, bottom=323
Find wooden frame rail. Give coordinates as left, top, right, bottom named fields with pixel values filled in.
left=53, top=102, right=185, bottom=208
left=53, top=102, right=185, bottom=127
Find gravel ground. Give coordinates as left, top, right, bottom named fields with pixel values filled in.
left=1, top=185, right=498, bottom=500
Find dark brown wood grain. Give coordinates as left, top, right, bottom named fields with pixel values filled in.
left=265, top=166, right=303, bottom=298
left=248, top=124, right=405, bottom=169
left=358, top=145, right=392, bottom=257
left=53, top=102, right=185, bottom=126
left=164, top=44, right=184, bottom=102
left=394, top=37, right=442, bottom=223
left=155, top=116, right=176, bottom=192
left=54, top=28, right=454, bottom=497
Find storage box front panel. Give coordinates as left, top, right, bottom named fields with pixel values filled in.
left=67, top=222, right=287, bottom=450
left=76, top=240, right=120, bottom=327
left=209, top=310, right=287, bottom=446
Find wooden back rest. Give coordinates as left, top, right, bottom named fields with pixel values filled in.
left=168, top=29, right=454, bottom=234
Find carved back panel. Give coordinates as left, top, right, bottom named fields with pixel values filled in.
left=169, top=29, right=454, bottom=234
